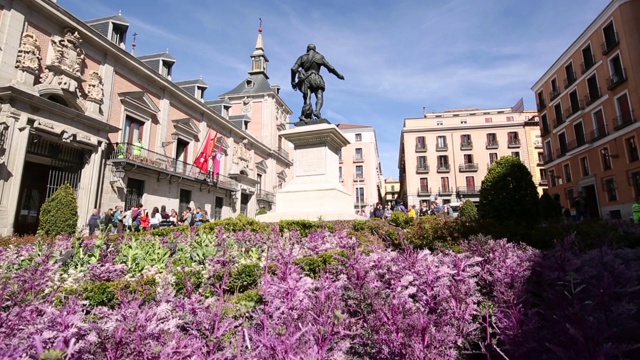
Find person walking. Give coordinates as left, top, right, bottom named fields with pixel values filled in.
left=87, top=208, right=101, bottom=236
left=632, top=196, right=640, bottom=223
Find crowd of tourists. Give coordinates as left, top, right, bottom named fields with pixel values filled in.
left=86, top=204, right=212, bottom=235
left=358, top=200, right=454, bottom=220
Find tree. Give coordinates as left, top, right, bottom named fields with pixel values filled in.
left=479, top=156, right=539, bottom=225
left=38, top=183, right=79, bottom=237
left=458, top=200, right=478, bottom=222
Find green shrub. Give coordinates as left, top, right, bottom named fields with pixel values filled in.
left=227, top=263, right=261, bottom=294
left=406, top=216, right=458, bottom=250
left=479, top=156, right=540, bottom=226
left=278, top=219, right=324, bottom=237
left=38, top=183, right=78, bottom=237
left=58, top=276, right=157, bottom=309
left=256, top=208, right=268, bottom=216
left=458, top=200, right=478, bottom=222
left=145, top=225, right=190, bottom=238
left=349, top=218, right=400, bottom=249
left=389, top=211, right=413, bottom=229
left=294, top=249, right=347, bottom=278
left=539, top=192, right=563, bottom=223
left=200, top=214, right=270, bottom=234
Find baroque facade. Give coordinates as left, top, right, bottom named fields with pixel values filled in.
left=0, top=0, right=292, bottom=235
left=398, top=101, right=544, bottom=208
left=532, top=0, right=640, bottom=221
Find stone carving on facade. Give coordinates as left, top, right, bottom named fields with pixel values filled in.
left=38, top=29, right=85, bottom=93
left=233, top=139, right=253, bottom=169
left=85, top=71, right=104, bottom=104
left=15, top=33, right=41, bottom=74
left=61, top=130, right=76, bottom=143
left=241, top=96, right=252, bottom=114
left=275, top=104, right=287, bottom=130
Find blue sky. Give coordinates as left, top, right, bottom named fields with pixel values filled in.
left=59, top=0, right=609, bottom=178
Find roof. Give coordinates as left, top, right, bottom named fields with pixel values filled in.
left=137, top=51, right=176, bottom=62
left=174, top=78, right=208, bottom=87
left=85, top=13, right=129, bottom=26
left=335, top=123, right=373, bottom=129
left=219, top=73, right=275, bottom=97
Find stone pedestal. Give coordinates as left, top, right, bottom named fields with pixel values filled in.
left=257, top=123, right=361, bottom=222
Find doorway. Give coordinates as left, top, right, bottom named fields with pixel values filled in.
left=14, top=162, right=52, bottom=234
left=582, top=184, right=600, bottom=220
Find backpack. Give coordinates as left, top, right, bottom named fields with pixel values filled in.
left=131, top=209, right=141, bottom=225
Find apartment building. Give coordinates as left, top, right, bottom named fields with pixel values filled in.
left=532, top=0, right=640, bottom=220
left=399, top=102, right=543, bottom=208
left=384, top=177, right=400, bottom=207
left=0, top=0, right=292, bottom=235
left=336, top=124, right=384, bottom=211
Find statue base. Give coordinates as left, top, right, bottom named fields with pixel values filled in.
left=257, top=123, right=364, bottom=222
left=293, top=118, right=330, bottom=127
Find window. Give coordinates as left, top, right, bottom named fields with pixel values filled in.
left=123, top=115, right=144, bottom=144
left=338, top=166, right=342, bottom=180
left=506, top=116, right=514, bottom=122
left=465, top=176, right=475, bottom=191
left=540, top=169, right=547, bottom=182
left=111, top=25, right=126, bottom=48
left=630, top=170, right=640, bottom=197
left=602, top=21, right=618, bottom=54
left=486, top=133, right=498, bottom=147
left=564, top=62, right=576, bottom=88
left=161, top=60, right=173, bottom=79
left=558, top=132, right=568, bottom=155
left=460, top=119, right=467, bottom=124
left=391, top=185, right=395, bottom=192
left=355, top=165, right=363, bottom=179
left=436, top=121, right=443, bottom=126
left=537, top=152, right=544, bottom=164
left=511, top=151, right=520, bottom=159
left=554, top=102, right=564, bottom=126
left=463, top=154, right=474, bottom=164
left=544, top=140, right=553, bottom=162
left=355, top=187, right=365, bottom=203
left=175, top=139, right=189, bottom=174
left=437, top=155, right=449, bottom=170
left=485, top=117, right=492, bottom=123
left=508, top=131, right=520, bottom=146
left=586, top=74, right=600, bottom=105
left=461, top=134, right=472, bottom=148
left=549, top=170, right=557, bottom=187
left=419, top=178, right=429, bottom=192
left=580, top=156, right=590, bottom=176
left=565, top=188, right=575, bottom=207
left=489, top=152, right=498, bottom=165
left=179, top=189, right=191, bottom=214
left=626, top=137, right=639, bottom=162
left=440, top=177, right=450, bottom=193
left=601, top=147, right=612, bottom=170
left=541, top=113, right=550, bottom=134
left=417, top=156, right=427, bottom=170
left=592, top=109, right=607, bottom=140
left=415, top=136, right=426, bottom=151
left=614, top=92, right=632, bottom=130
left=563, top=163, right=572, bottom=183
left=256, top=174, right=263, bottom=193
left=608, top=53, right=625, bottom=89
left=550, top=77, right=560, bottom=99
left=436, top=136, right=447, bottom=150
left=355, top=133, right=362, bottom=142
left=537, top=90, right=546, bottom=109
left=574, top=121, right=586, bottom=147
left=125, top=178, right=145, bottom=210
left=581, top=43, right=595, bottom=74
left=569, top=90, right=581, bottom=115
left=603, top=177, right=617, bottom=201
left=355, top=148, right=363, bottom=161
left=214, top=196, right=223, bottom=220
left=338, top=149, right=342, bottom=162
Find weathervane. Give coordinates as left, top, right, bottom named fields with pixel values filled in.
left=259, top=17, right=263, bottom=32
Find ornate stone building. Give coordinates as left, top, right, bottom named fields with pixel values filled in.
left=0, top=0, right=292, bottom=235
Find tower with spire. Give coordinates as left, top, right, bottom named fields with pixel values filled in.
left=249, top=18, right=268, bottom=78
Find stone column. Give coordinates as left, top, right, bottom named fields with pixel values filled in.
left=0, top=108, right=30, bottom=236
left=77, top=143, right=104, bottom=229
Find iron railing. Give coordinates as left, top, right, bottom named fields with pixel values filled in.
left=354, top=154, right=365, bottom=162
left=278, top=147, right=289, bottom=160
left=436, top=144, right=448, bottom=151
left=457, top=186, right=480, bottom=194
left=438, top=187, right=453, bottom=195
left=415, top=144, right=427, bottom=152
left=417, top=187, right=431, bottom=196
left=607, top=68, right=626, bottom=90
left=549, top=89, right=561, bottom=101
left=601, top=32, right=619, bottom=55
left=564, top=72, right=577, bottom=89
left=581, top=55, right=596, bottom=74
left=584, top=88, right=601, bottom=106
left=437, top=164, right=451, bottom=172
left=507, top=139, right=521, bottom=148
left=460, top=141, right=473, bottom=150
left=416, top=164, right=430, bottom=174
left=587, top=127, right=607, bottom=143
left=612, top=111, right=635, bottom=131
left=256, top=190, right=275, bottom=203
left=485, top=141, right=499, bottom=149
left=459, top=163, right=478, bottom=172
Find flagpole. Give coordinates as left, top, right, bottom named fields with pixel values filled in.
left=189, top=129, right=211, bottom=176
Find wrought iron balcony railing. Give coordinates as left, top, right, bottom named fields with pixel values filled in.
left=601, top=32, right=619, bottom=55
left=564, top=72, right=577, bottom=89
left=459, top=163, right=478, bottom=172
left=435, top=144, right=448, bottom=151
left=416, top=164, right=430, bottom=174
left=256, top=190, right=276, bottom=203
left=415, top=144, right=427, bottom=152
left=436, top=164, right=450, bottom=173
left=457, top=186, right=480, bottom=195
left=612, top=111, right=636, bottom=131
left=417, top=187, right=431, bottom=196
left=507, top=139, right=521, bottom=148
left=607, top=68, right=627, bottom=90
left=460, top=141, right=473, bottom=150
left=485, top=141, right=499, bottom=149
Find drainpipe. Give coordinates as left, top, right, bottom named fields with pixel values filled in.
left=450, top=132, right=458, bottom=201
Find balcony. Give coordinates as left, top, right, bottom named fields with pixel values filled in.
left=436, top=144, right=448, bottom=151
left=436, top=164, right=451, bottom=173
left=459, top=163, right=478, bottom=172
left=541, top=124, right=551, bottom=137
left=601, top=33, right=619, bottom=55
left=564, top=101, right=584, bottom=120
left=607, top=69, right=627, bottom=90
left=256, top=190, right=275, bottom=203
left=416, top=164, right=430, bottom=174
left=460, top=141, right=473, bottom=150
left=278, top=147, right=290, bottom=160
left=581, top=56, right=596, bottom=74
left=539, top=179, right=548, bottom=186
left=415, top=144, right=427, bottom=152
left=543, top=153, right=555, bottom=164
left=549, top=89, right=561, bottom=101
left=457, top=186, right=480, bottom=195
left=417, top=187, right=432, bottom=196
left=107, top=142, right=239, bottom=191
left=354, top=154, right=365, bottom=163
left=564, top=73, right=577, bottom=90
left=537, top=101, right=546, bottom=112
left=507, top=139, right=521, bottom=148
left=354, top=175, right=365, bottom=182
left=485, top=140, right=499, bottom=149
left=566, top=138, right=586, bottom=153
left=438, top=187, right=453, bottom=195
left=533, top=140, right=543, bottom=149
left=584, top=89, right=601, bottom=106
left=612, top=111, right=636, bottom=131
left=588, top=127, right=607, bottom=143
left=555, top=146, right=568, bottom=159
